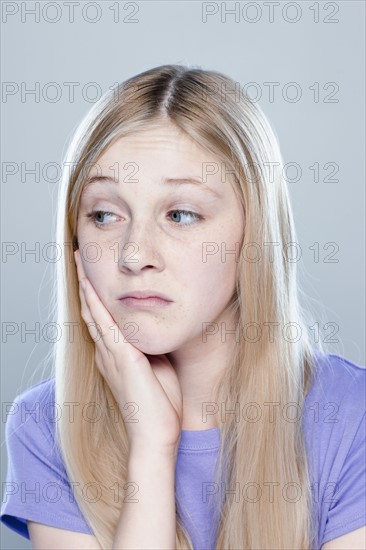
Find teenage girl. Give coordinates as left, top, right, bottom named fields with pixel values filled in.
left=1, top=64, right=365, bottom=550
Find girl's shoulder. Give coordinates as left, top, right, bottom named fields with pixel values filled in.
left=4, top=376, right=56, bottom=438
left=304, top=349, right=365, bottom=439
left=307, top=349, right=366, bottom=409
left=8, top=375, right=55, bottom=407
left=1, top=376, right=93, bottom=539
left=303, top=351, right=366, bottom=548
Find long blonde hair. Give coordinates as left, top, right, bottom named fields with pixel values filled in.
left=51, top=64, right=324, bottom=549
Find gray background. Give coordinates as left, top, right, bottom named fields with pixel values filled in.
left=1, top=1, right=365, bottom=548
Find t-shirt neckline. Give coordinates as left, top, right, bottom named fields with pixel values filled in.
left=178, top=426, right=220, bottom=450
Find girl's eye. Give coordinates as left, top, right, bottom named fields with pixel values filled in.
left=85, top=210, right=118, bottom=228
left=167, top=210, right=203, bottom=226
left=85, top=209, right=203, bottom=229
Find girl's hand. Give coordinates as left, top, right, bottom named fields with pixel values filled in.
left=74, top=249, right=183, bottom=458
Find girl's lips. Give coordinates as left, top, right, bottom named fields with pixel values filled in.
left=118, top=290, right=172, bottom=301
left=119, top=297, right=173, bottom=309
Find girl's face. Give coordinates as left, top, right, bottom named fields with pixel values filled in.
left=76, top=121, right=245, bottom=355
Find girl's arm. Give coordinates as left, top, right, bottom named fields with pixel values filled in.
left=27, top=450, right=177, bottom=550
left=321, top=526, right=366, bottom=549
left=74, top=251, right=182, bottom=549
left=27, top=521, right=103, bottom=549
left=112, top=451, right=177, bottom=550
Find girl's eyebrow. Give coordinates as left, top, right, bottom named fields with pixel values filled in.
left=83, top=175, right=222, bottom=198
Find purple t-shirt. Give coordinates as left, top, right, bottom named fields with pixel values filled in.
left=1, top=351, right=365, bottom=549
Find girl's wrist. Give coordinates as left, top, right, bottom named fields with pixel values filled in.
left=128, top=445, right=179, bottom=466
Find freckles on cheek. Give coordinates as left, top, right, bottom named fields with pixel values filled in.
left=190, top=259, right=224, bottom=295
left=199, top=249, right=238, bottom=293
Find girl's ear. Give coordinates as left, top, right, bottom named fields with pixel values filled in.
left=72, top=235, right=79, bottom=251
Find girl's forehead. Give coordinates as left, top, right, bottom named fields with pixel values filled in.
left=95, top=126, right=216, bottom=166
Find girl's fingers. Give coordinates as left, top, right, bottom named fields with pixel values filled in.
left=73, top=249, right=145, bottom=371
left=78, top=280, right=116, bottom=377
left=78, top=279, right=100, bottom=338
left=74, top=250, right=120, bottom=350
left=81, top=279, right=117, bottom=344
left=74, top=251, right=96, bottom=325
left=74, top=250, right=107, bottom=346
left=74, top=249, right=87, bottom=282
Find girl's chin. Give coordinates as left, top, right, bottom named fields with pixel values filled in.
left=117, top=328, right=177, bottom=356
left=112, top=316, right=186, bottom=355
left=128, top=341, right=174, bottom=356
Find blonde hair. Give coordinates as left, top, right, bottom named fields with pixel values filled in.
left=51, top=64, right=325, bottom=549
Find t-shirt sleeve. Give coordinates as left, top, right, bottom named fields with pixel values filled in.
left=0, top=384, right=94, bottom=540
left=321, top=410, right=366, bottom=546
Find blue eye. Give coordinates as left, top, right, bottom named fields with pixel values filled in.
left=86, top=210, right=117, bottom=227
left=167, top=209, right=202, bottom=226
